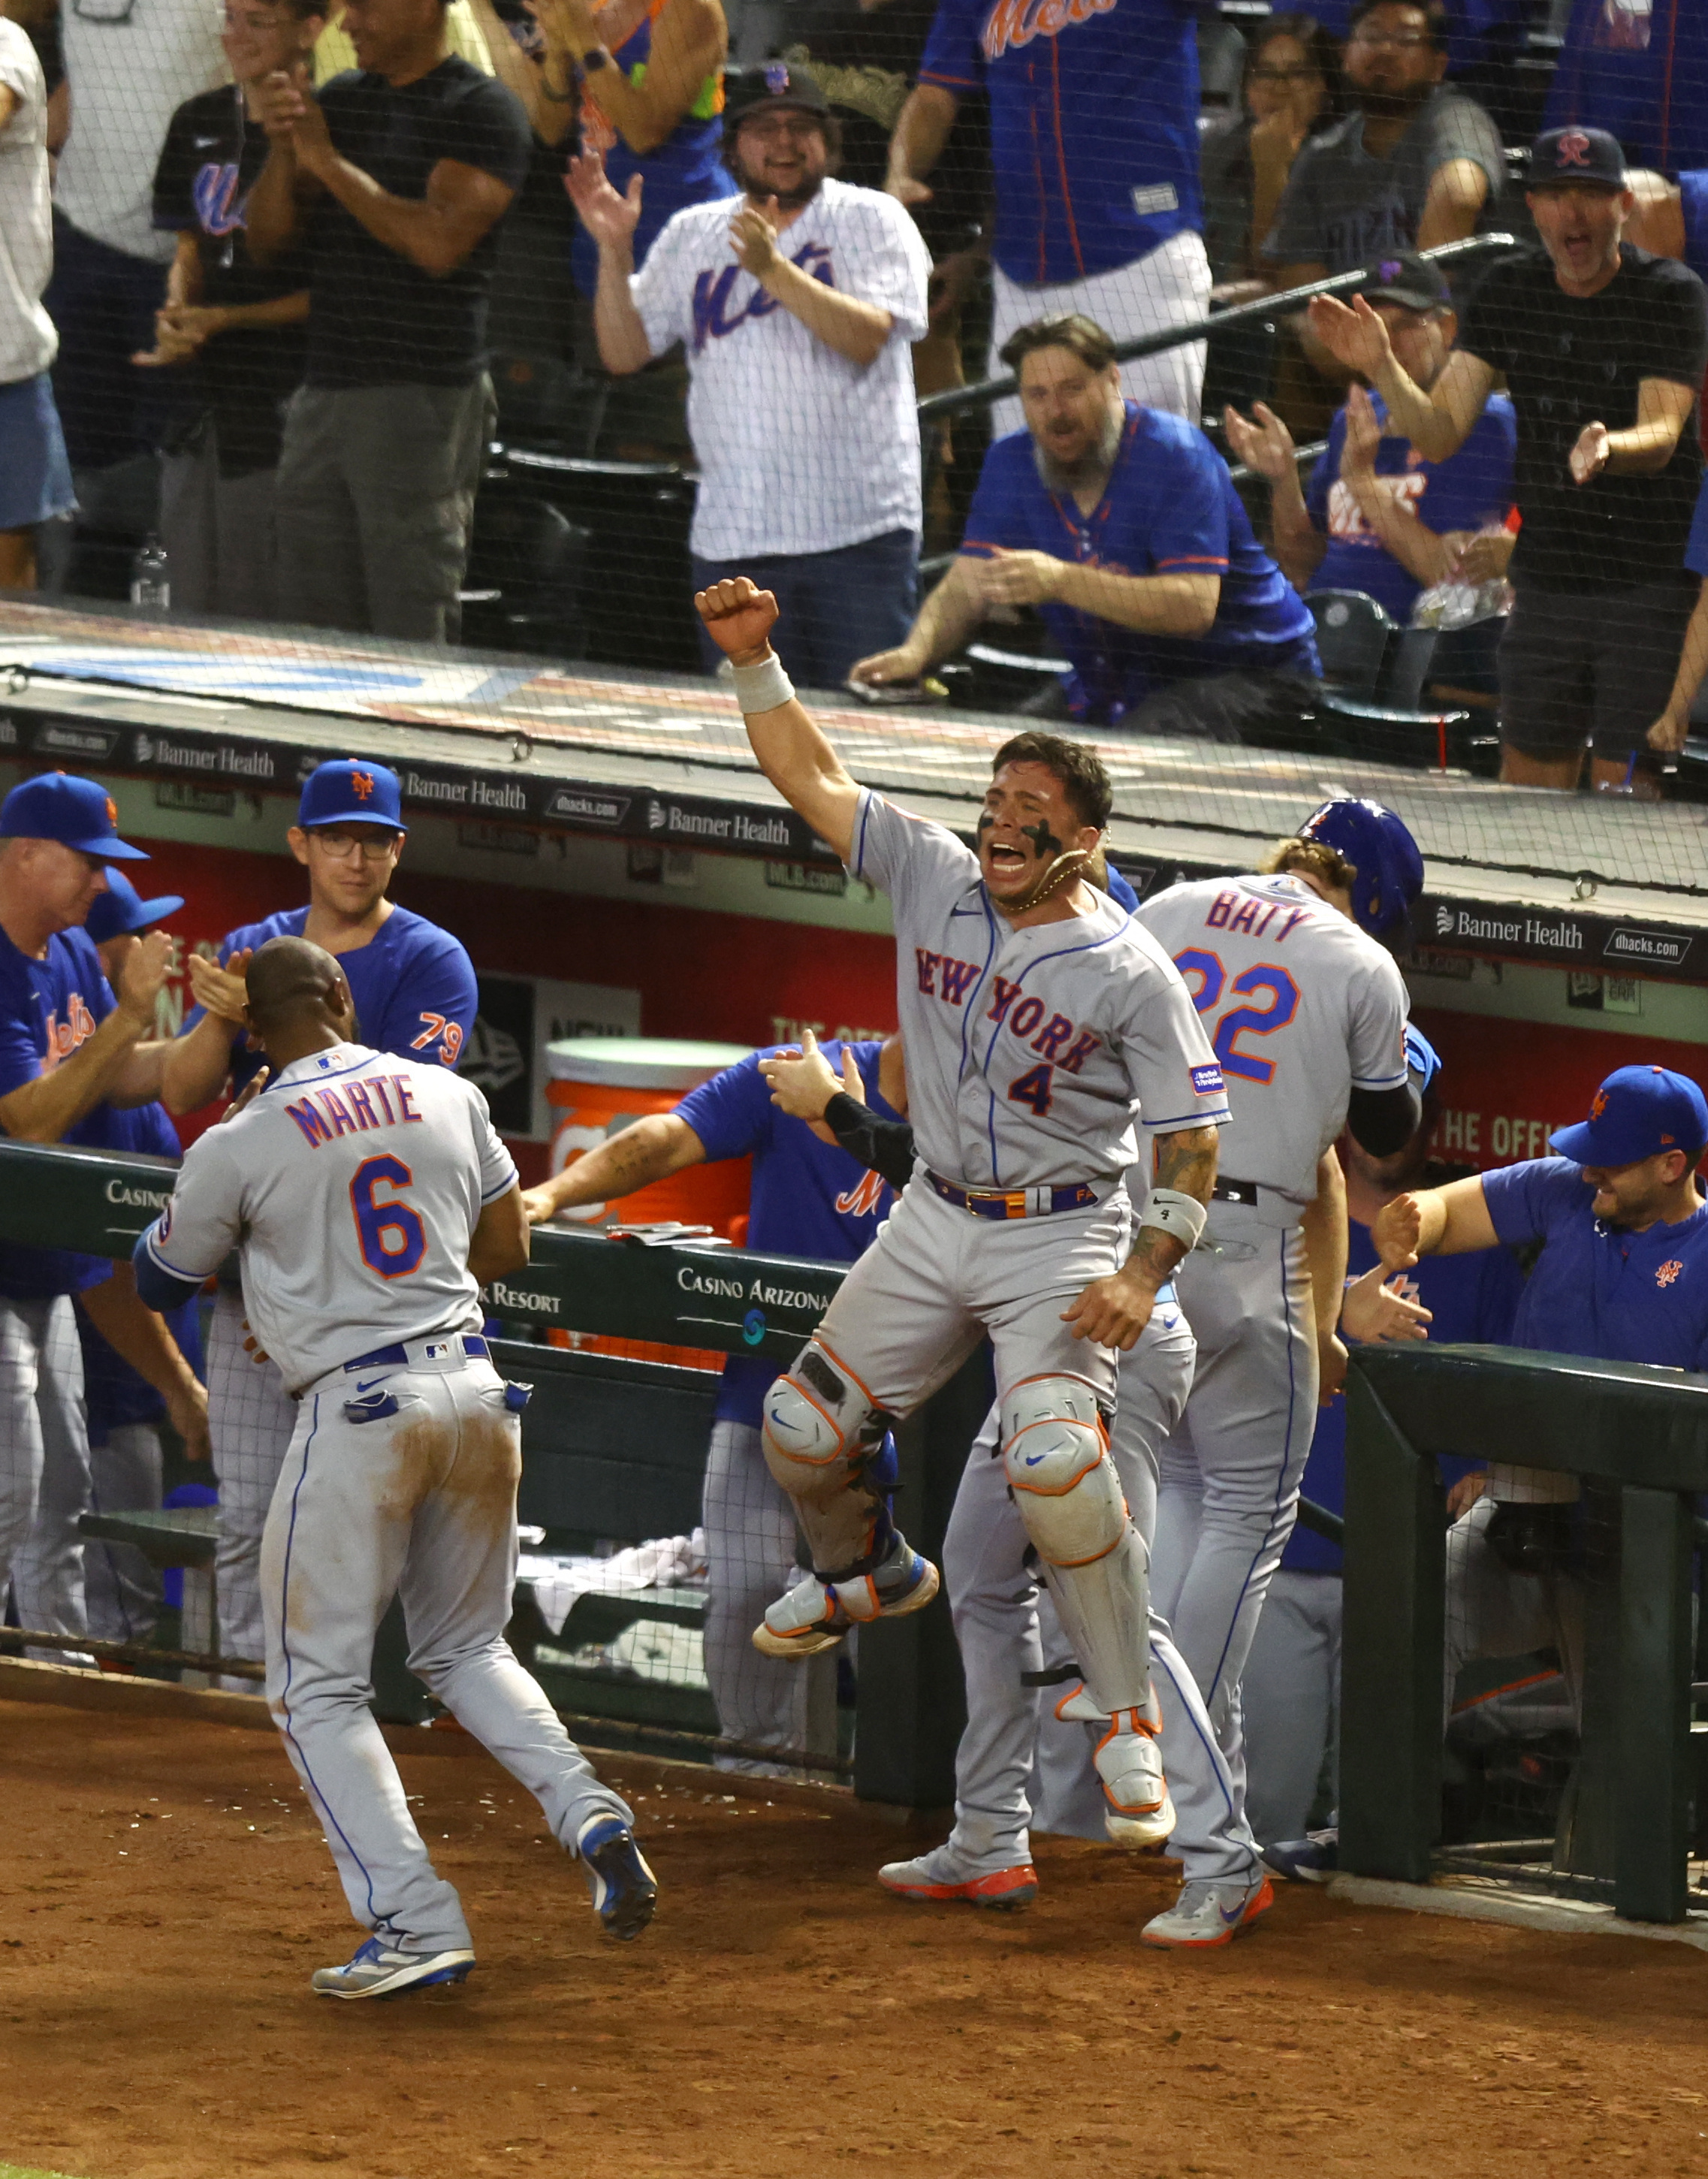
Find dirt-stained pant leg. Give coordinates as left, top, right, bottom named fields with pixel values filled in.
left=263, top=1356, right=630, bottom=1955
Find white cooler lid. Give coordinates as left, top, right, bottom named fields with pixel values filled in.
left=545, top=1037, right=753, bottom=1091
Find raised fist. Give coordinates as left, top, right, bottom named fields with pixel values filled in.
left=695, top=576, right=780, bottom=664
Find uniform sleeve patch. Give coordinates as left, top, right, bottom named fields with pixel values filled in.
left=1192, top=1064, right=1225, bottom=1097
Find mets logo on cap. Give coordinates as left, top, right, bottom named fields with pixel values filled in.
left=1590, top=1088, right=1609, bottom=1120
left=351, top=771, right=376, bottom=801
left=765, top=62, right=789, bottom=92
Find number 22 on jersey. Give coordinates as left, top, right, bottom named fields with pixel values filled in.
left=1172, top=950, right=1300, bottom=1087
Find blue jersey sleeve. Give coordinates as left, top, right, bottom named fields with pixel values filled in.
left=1687, top=472, right=1708, bottom=581
left=1141, top=429, right=1232, bottom=574
left=0, top=943, right=43, bottom=1100
left=1480, top=1157, right=1586, bottom=1249
left=961, top=435, right=1031, bottom=558
left=1473, top=1241, right=1525, bottom=1346
left=918, top=0, right=982, bottom=95
left=393, top=931, right=479, bottom=1070
left=673, top=1054, right=776, bottom=1165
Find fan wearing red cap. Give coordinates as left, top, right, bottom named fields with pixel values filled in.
left=0, top=774, right=188, bottom=1642
left=152, top=756, right=478, bottom=1676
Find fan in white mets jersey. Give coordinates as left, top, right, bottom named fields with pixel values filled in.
left=1134, top=798, right=1424, bottom=1912
left=135, top=939, right=655, bottom=2000
left=697, top=575, right=1230, bottom=1842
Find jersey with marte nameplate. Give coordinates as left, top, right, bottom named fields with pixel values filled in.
left=1136, top=874, right=1409, bottom=1215
left=849, top=789, right=1230, bottom=1191
left=140, top=1042, right=516, bottom=1398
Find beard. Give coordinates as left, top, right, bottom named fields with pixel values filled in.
left=1355, top=76, right=1435, bottom=123
left=730, top=146, right=825, bottom=211
left=1033, top=403, right=1124, bottom=497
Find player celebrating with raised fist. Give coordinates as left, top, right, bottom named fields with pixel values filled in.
left=697, top=575, right=1231, bottom=1848
left=159, top=756, right=478, bottom=1672
left=136, top=938, right=653, bottom=1997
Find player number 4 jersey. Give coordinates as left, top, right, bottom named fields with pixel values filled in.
left=851, top=789, right=1230, bottom=1190
left=1136, top=874, right=1410, bottom=1215
left=140, top=1043, right=518, bottom=1397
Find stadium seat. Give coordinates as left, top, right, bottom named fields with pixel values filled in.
left=459, top=491, right=591, bottom=661
left=1308, top=589, right=1398, bottom=699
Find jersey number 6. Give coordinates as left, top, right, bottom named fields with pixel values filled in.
left=1173, top=950, right=1301, bottom=1087
left=351, top=1154, right=427, bottom=1278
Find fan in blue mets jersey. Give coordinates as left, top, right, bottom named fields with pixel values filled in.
left=521, top=1037, right=907, bottom=1768
left=897, top=0, right=1212, bottom=419
left=158, top=758, right=478, bottom=1671
left=136, top=937, right=656, bottom=1999
left=699, top=574, right=1234, bottom=1900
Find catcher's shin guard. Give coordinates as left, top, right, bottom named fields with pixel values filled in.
left=761, top=1340, right=896, bottom=1580
left=1002, top=1373, right=1152, bottom=1714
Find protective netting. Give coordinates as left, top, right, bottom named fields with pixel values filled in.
left=5, top=0, right=1708, bottom=831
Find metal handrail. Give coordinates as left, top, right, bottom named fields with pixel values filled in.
left=916, top=231, right=1518, bottom=423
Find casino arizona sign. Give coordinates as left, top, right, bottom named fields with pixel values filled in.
left=982, top=0, right=1116, bottom=62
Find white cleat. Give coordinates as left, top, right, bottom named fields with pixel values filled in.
left=1055, top=1681, right=1175, bottom=1849
left=1140, top=1873, right=1275, bottom=1951
left=753, top=1538, right=939, bottom=1659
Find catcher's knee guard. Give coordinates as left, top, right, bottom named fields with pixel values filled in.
left=762, top=1342, right=895, bottom=1581
left=1003, top=1375, right=1152, bottom=1714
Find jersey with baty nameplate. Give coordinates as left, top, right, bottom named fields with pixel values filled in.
left=849, top=787, right=1229, bottom=1190
left=1136, top=874, right=1409, bottom=1218
left=138, top=1042, right=516, bottom=1396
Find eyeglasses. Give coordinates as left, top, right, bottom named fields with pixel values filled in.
left=309, top=829, right=400, bottom=861
left=1349, top=29, right=1432, bottom=48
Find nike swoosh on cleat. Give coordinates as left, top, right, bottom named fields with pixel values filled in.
left=1220, top=1903, right=1247, bottom=1924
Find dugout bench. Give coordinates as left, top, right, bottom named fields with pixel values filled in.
left=0, top=1136, right=979, bottom=1808
left=1343, top=1344, right=1708, bottom=1925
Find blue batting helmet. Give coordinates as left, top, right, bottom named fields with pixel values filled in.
left=1296, top=798, right=1423, bottom=941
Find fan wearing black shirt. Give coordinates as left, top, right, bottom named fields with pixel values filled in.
left=1308, top=125, right=1708, bottom=797
left=137, top=0, right=324, bottom=621
left=245, top=0, right=530, bottom=642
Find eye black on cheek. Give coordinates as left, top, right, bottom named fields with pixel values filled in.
left=976, top=810, right=996, bottom=834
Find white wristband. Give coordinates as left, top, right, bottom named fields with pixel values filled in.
left=1140, top=1188, right=1208, bottom=1252
left=730, top=652, right=795, bottom=715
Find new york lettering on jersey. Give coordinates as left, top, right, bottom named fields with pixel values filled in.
left=142, top=1043, right=515, bottom=1395
left=854, top=789, right=1228, bottom=1190
left=1137, top=874, right=1409, bottom=1213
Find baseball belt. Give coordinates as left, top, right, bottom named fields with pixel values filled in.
left=1210, top=1177, right=1260, bottom=1207
left=927, top=1172, right=1105, bottom=1220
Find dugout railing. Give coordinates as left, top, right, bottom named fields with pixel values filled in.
left=1342, top=1342, right=1708, bottom=1926
left=0, top=1135, right=980, bottom=1809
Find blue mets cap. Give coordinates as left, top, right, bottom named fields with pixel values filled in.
left=297, top=759, right=406, bottom=833
left=0, top=774, right=149, bottom=861
left=1550, top=1065, right=1708, bottom=1169
left=1404, top=1023, right=1441, bottom=1096
left=86, top=868, right=185, bottom=945
left=1296, top=798, right=1423, bottom=941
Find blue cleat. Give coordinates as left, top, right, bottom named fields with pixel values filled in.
left=1261, top=1828, right=1338, bottom=1884
left=310, top=1938, right=475, bottom=1999
left=577, top=1814, right=659, bottom=1940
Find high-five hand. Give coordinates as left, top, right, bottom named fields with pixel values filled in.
left=696, top=576, right=780, bottom=663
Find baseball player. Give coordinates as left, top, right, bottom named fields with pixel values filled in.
left=135, top=937, right=654, bottom=1996
left=519, top=1035, right=907, bottom=1769
left=699, top=575, right=1233, bottom=1860
left=158, top=758, right=478, bottom=1669
left=1136, top=798, right=1424, bottom=1906
left=0, top=777, right=178, bottom=1645
left=757, top=1028, right=1268, bottom=1946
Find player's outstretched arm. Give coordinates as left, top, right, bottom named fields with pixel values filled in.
left=696, top=578, right=861, bottom=863
left=0, top=930, right=174, bottom=1143
left=521, top=1111, right=707, bottom=1224
left=1064, top=1124, right=1219, bottom=1352
left=77, top=1265, right=211, bottom=1462
left=469, top=1184, right=531, bottom=1284
left=1372, top=1172, right=1497, bottom=1269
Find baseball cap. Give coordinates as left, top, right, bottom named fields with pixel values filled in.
left=1403, top=1023, right=1442, bottom=1096
left=1550, top=1065, right=1708, bottom=1169
left=723, top=61, right=830, bottom=129
left=1528, top=126, right=1627, bottom=192
left=1356, top=249, right=1452, bottom=315
left=297, top=758, right=406, bottom=833
left=0, top=773, right=149, bottom=861
left=86, top=867, right=185, bottom=946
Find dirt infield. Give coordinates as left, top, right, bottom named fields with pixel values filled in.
left=4, top=1696, right=1708, bottom=2179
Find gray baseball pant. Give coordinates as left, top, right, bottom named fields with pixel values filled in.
left=82, top=1421, right=166, bottom=1644
left=208, top=1285, right=297, bottom=1669
left=263, top=1348, right=629, bottom=1956
left=1, top=1295, right=91, bottom=1649
left=702, top=1419, right=807, bottom=1768
left=1240, top=1567, right=1341, bottom=1847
